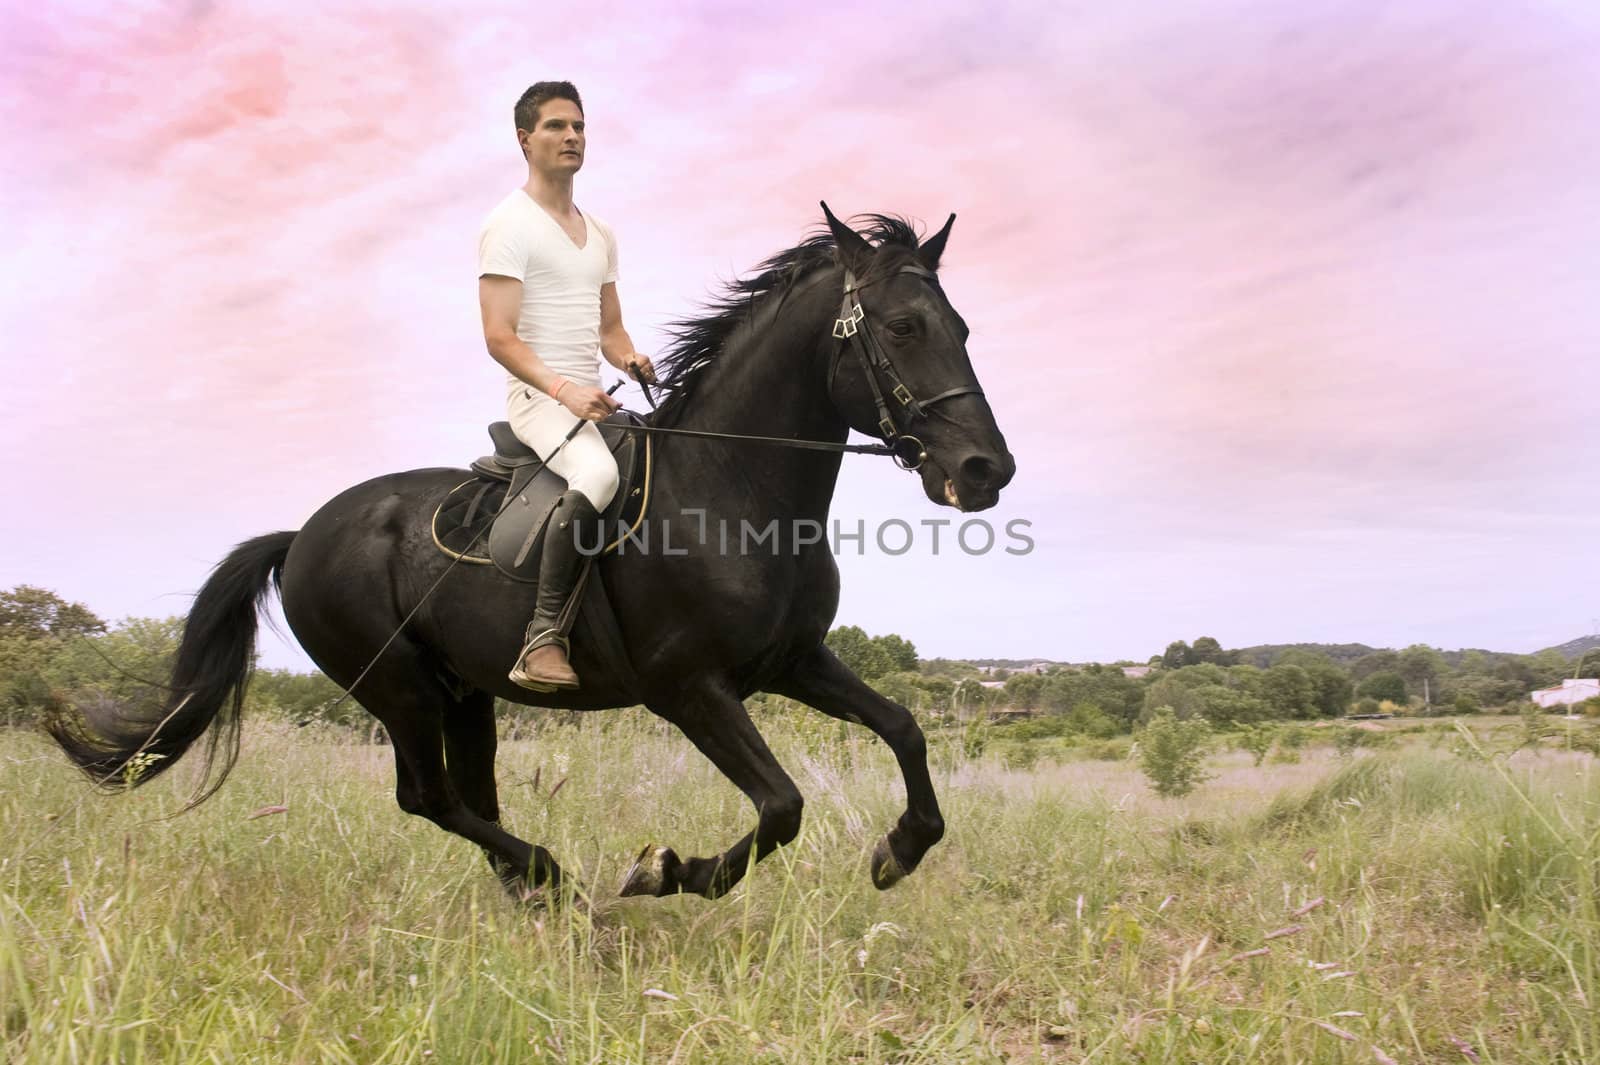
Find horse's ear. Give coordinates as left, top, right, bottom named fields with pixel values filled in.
left=821, top=201, right=873, bottom=272
left=917, top=213, right=956, bottom=270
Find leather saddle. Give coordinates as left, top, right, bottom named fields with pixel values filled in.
left=432, top=412, right=652, bottom=582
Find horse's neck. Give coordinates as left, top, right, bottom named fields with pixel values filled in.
left=662, top=279, right=846, bottom=521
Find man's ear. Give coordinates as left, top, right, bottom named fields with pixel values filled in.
left=917, top=213, right=956, bottom=271
left=821, top=201, right=874, bottom=274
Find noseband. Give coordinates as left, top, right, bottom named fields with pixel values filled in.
left=828, top=262, right=984, bottom=470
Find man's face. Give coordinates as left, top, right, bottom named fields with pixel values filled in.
left=519, top=98, right=585, bottom=175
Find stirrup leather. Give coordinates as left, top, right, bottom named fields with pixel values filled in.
left=518, top=626, right=570, bottom=658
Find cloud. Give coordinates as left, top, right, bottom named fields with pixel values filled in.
left=3, top=0, right=1597, bottom=664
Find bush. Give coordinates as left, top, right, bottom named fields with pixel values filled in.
left=1082, top=737, right=1133, bottom=761
left=1519, top=704, right=1551, bottom=748
left=1136, top=707, right=1212, bottom=798
left=1063, top=701, right=1121, bottom=739
left=1236, top=725, right=1274, bottom=767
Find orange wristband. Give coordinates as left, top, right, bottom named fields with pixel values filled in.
left=549, top=379, right=570, bottom=401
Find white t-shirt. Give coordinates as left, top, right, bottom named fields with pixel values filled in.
left=477, top=189, right=618, bottom=393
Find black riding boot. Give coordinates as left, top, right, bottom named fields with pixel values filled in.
left=509, top=490, right=603, bottom=691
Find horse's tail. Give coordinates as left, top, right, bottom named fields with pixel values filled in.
left=48, top=530, right=298, bottom=805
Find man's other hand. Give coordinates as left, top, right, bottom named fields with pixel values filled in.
left=560, top=384, right=622, bottom=422
left=624, top=353, right=658, bottom=385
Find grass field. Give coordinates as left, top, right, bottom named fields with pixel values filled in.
left=2, top=711, right=1597, bottom=1063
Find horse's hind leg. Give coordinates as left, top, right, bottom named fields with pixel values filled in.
left=766, top=645, right=944, bottom=889
left=363, top=648, right=567, bottom=900
left=620, top=678, right=803, bottom=900
left=442, top=692, right=516, bottom=885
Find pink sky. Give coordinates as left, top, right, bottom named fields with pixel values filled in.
left=3, top=1, right=1598, bottom=669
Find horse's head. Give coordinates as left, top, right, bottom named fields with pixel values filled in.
left=821, top=204, right=1016, bottom=512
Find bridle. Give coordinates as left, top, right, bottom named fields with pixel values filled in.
left=621, top=261, right=982, bottom=472
left=827, top=261, right=984, bottom=470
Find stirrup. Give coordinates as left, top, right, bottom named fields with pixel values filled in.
left=508, top=629, right=577, bottom=692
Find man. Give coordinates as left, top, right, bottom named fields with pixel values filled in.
left=478, top=80, right=656, bottom=691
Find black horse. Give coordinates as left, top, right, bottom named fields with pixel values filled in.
left=50, top=207, right=1015, bottom=902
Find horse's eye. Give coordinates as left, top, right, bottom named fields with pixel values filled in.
left=888, top=321, right=915, bottom=338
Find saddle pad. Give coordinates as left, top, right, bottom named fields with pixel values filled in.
left=431, top=430, right=651, bottom=580
left=432, top=479, right=507, bottom=563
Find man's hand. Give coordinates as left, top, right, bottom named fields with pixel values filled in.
left=558, top=383, right=622, bottom=422
left=624, top=353, right=657, bottom=385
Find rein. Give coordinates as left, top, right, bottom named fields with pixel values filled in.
left=610, top=418, right=907, bottom=460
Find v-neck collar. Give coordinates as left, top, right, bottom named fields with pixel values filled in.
left=520, top=190, right=589, bottom=251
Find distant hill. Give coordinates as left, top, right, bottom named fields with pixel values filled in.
left=1538, top=634, right=1600, bottom=660
left=962, top=658, right=1072, bottom=670
left=943, top=637, right=1597, bottom=673
left=1230, top=643, right=1379, bottom=669
left=1228, top=637, right=1597, bottom=670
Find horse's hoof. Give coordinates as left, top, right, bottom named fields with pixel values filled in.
left=620, top=844, right=677, bottom=897
left=871, top=836, right=909, bottom=890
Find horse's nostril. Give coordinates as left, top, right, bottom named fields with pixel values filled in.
left=960, top=454, right=1002, bottom=490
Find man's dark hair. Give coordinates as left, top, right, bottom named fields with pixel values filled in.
left=515, top=81, right=583, bottom=140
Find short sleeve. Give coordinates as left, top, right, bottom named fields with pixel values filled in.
left=600, top=218, right=619, bottom=284
left=477, top=209, right=529, bottom=280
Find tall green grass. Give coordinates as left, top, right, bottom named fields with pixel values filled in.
left=1, top=713, right=1596, bottom=1062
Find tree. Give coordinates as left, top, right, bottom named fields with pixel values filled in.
left=1141, top=674, right=1205, bottom=723
left=826, top=625, right=892, bottom=680
left=1577, top=649, right=1600, bottom=679
left=1356, top=671, right=1407, bottom=705
left=251, top=668, right=355, bottom=726
left=1349, top=650, right=1400, bottom=682
left=1193, top=685, right=1269, bottom=726
left=1003, top=671, right=1046, bottom=710
left=1191, top=636, right=1234, bottom=666
left=874, top=634, right=919, bottom=674
left=1260, top=663, right=1317, bottom=719
left=1161, top=640, right=1196, bottom=670
left=1397, top=645, right=1446, bottom=698
left=1063, top=701, right=1120, bottom=738
left=1137, top=708, right=1212, bottom=798
left=0, top=587, right=109, bottom=727
left=1528, top=649, right=1574, bottom=687
left=952, top=677, right=988, bottom=718
left=44, top=616, right=182, bottom=716
left=1274, top=650, right=1354, bottom=718
left=0, top=585, right=105, bottom=642
left=916, top=675, right=955, bottom=713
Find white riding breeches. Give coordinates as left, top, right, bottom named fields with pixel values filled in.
left=506, top=387, right=620, bottom=511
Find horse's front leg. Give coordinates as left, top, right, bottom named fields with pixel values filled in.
left=620, top=678, right=803, bottom=900
left=766, top=645, right=944, bottom=889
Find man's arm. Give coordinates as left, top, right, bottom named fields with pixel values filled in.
left=480, top=276, right=617, bottom=418
left=480, top=276, right=562, bottom=393
left=598, top=282, right=656, bottom=383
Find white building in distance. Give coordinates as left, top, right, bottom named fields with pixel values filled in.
left=1530, top=678, right=1600, bottom=709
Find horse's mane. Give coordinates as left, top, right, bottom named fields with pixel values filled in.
left=647, top=214, right=927, bottom=425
